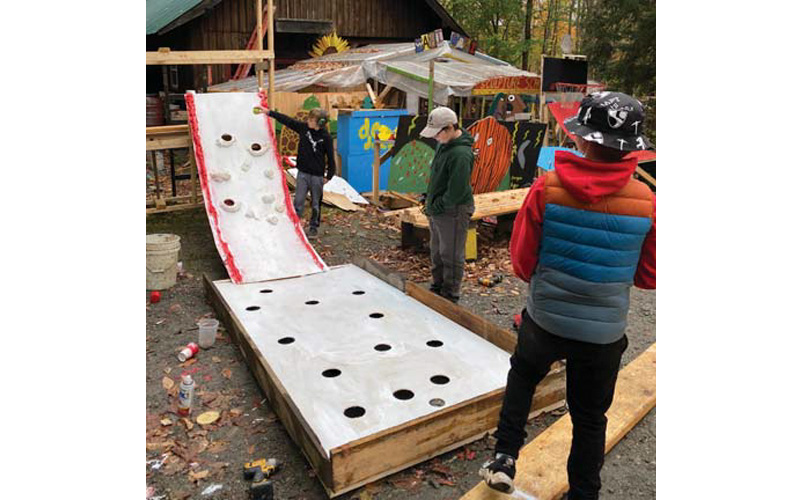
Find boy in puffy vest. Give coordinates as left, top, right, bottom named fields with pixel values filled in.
left=480, top=92, right=656, bottom=499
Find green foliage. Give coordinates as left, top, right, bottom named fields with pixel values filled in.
left=580, top=0, right=656, bottom=97
left=441, top=0, right=656, bottom=100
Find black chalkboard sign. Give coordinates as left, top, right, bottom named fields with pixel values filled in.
left=542, top=57, right=588, bottom=91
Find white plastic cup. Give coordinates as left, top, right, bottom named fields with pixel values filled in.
left=197, top=318, right=219, bottom=349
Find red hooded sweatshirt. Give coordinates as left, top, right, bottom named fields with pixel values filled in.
left=510, top=151, right=656, bottom=289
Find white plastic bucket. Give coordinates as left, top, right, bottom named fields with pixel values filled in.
left=146, top=234, right=181, bottom=290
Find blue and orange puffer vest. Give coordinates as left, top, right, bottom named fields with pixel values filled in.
left=513, top=151, right=656, bottom=344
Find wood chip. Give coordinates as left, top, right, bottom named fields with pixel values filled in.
left=160, top=417, right=173, bottom=426
left=162, top=376, right=175, bottom=391
left=212, top=356, right=222, bottom=363
left=182, top=418, right=194, bottom=431
left=188, top=469, right=209, bottom=482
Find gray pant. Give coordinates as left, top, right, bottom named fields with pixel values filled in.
left=294, top=171, right=324, bottom=229
left=428, top=202, right=474, bottom=300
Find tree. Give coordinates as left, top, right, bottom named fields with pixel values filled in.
left=580, top=0, right=655, bottom=96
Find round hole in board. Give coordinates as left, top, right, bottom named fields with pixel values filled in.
left=224, top=199, right=235, bottom=206
left=374, top=344, right=392, bottom=352
left=277, top=337, right=295, bottom=345
left=369, top=312, right=384, bottom=319
left=260, top=289, right=273, bottom=294
left=393, top=389, right=414, bottom=401
left=352, top=290, right=366, bottom=295
left=322, top=368, right=341, bottom=378
left=221, top=134, right=232, bottom=141
left=251, top=143, right=262, bottom=151
left=344, top=406, right=365, bottom=418
left=429, top=398, right=445, bottom=407
left=305, top=300, right=320, bottom=305
left=430, top=375, right=450, bottom=385
left=426, top=340, right=444, bottom=348
left=246, top=306, right=260, bottom=311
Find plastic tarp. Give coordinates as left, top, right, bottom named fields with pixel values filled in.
left=537, top=147, right=583, bottom=171
left=547, top=101, right=581, bottom=141
left=208, top=41, right=538, bottom=102
left=209, top=43, right=417, bottom=93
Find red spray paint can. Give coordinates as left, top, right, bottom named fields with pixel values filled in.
left=177, top=342, right=199, bottom=362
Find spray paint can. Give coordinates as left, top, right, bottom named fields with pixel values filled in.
left=177, top=342, right=199, bottom=362
left=177, top=373, right=195, bottom=416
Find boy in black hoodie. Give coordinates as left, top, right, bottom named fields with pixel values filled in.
left=267, top=108, right=336, bottom=237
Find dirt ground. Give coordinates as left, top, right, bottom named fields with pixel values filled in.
left=146, top=204, right=655, bottom=499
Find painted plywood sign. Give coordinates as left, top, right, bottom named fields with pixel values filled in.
left=186, top=90, right=327, bottom=283
left=387, top=115, right=546, bottom=194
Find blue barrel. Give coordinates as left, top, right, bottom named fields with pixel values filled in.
left=337, top=109, right=408, bottom=193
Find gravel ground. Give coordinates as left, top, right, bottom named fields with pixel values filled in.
left=146, top=204, right=655, bottom=499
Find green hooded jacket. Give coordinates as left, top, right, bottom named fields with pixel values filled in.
left=425, top=129, right=475, bottom=215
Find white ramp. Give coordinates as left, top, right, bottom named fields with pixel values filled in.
left=186, top=91, right=326, bottom=283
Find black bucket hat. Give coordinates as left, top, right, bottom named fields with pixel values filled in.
left=563, top=91, right=652, bottom=151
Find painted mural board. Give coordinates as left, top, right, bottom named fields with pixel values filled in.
left=387, top=115, right=546, bottom=194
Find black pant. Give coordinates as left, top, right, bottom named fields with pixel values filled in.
left=494, top=310, right=628, bottom=500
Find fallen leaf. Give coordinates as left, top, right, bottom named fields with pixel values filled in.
left=248, top=444, right=255, bottom=455
left=189, top=469, right=210, bottom=483
left=163, top=367, right=172, bottom=374
left=160, top=418, right=173, bottom=426
left=221, top=368, right=232, bottom=380
left=179, top=358, right=197, bottom=368
left=197, top=411, right=220, bottom=426
left=169, top=304, right=183, bottom=314
left=162, top=377, right=175, bottom=391
left=207, top=441, right=228, bottom=454
left=182, top=418, right=194, bottom=431
left=212, top=356, right=221, bottom=363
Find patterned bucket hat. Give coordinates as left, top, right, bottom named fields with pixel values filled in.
left=563, top=91, right=653, bottom=151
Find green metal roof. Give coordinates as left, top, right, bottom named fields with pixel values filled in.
left=146, top=0, right=205, bottom=35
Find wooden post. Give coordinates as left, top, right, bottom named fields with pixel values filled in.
left=267, top=0, right=275, bottom=106
left=187, top=124, right=199, bottom=204
left=372, top=140, right=381, bottom=205
left=428, top=59, right=435, bottom=114
left=257, top=0, right=264, bottom=89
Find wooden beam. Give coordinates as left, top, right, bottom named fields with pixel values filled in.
left=267, top=0, right=275, bottom=105
left=275, top=18, right=334, bottom=34
left=460, top=343, right=656, bottom=500
left=257, top=0, right=263, bottom=89
left=397, top=188, right=529, bottom=228
left=635, top=166, right=656, bottom=188
left=372, top=141, right=381, bottom=206
left=146, top=49, right=274, bottom=65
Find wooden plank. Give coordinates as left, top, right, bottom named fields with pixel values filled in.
left=146, top=134, right=191, bottom=151
left=330, top=388, right=506, bottom=494
left=460, top=343, right=657, bottom=500
left=328, top=366, right=566, bottom=497
left=405, top=282, right=518, bottom=354
left=146, top=49, right=274, bottom=65
left=145, top=202, right=205, bottom=215
left=397, top=188, right=529, bottom=228
left=635, top=166, right=656, bottom=188
left=203, top=275, right=335, bottom=488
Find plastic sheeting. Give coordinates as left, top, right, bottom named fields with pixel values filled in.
left=208, top=41, right=539, bottom=102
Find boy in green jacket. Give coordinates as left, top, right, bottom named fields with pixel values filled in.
left=420, top=107, right=475, bottom=303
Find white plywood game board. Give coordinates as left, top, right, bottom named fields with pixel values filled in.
left=186, top=91, right=326, bottom=283
left=212, top=264, right=511, bottom=455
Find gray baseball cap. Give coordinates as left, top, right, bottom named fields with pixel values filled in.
left=420, top=107, right=458, bottom=138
